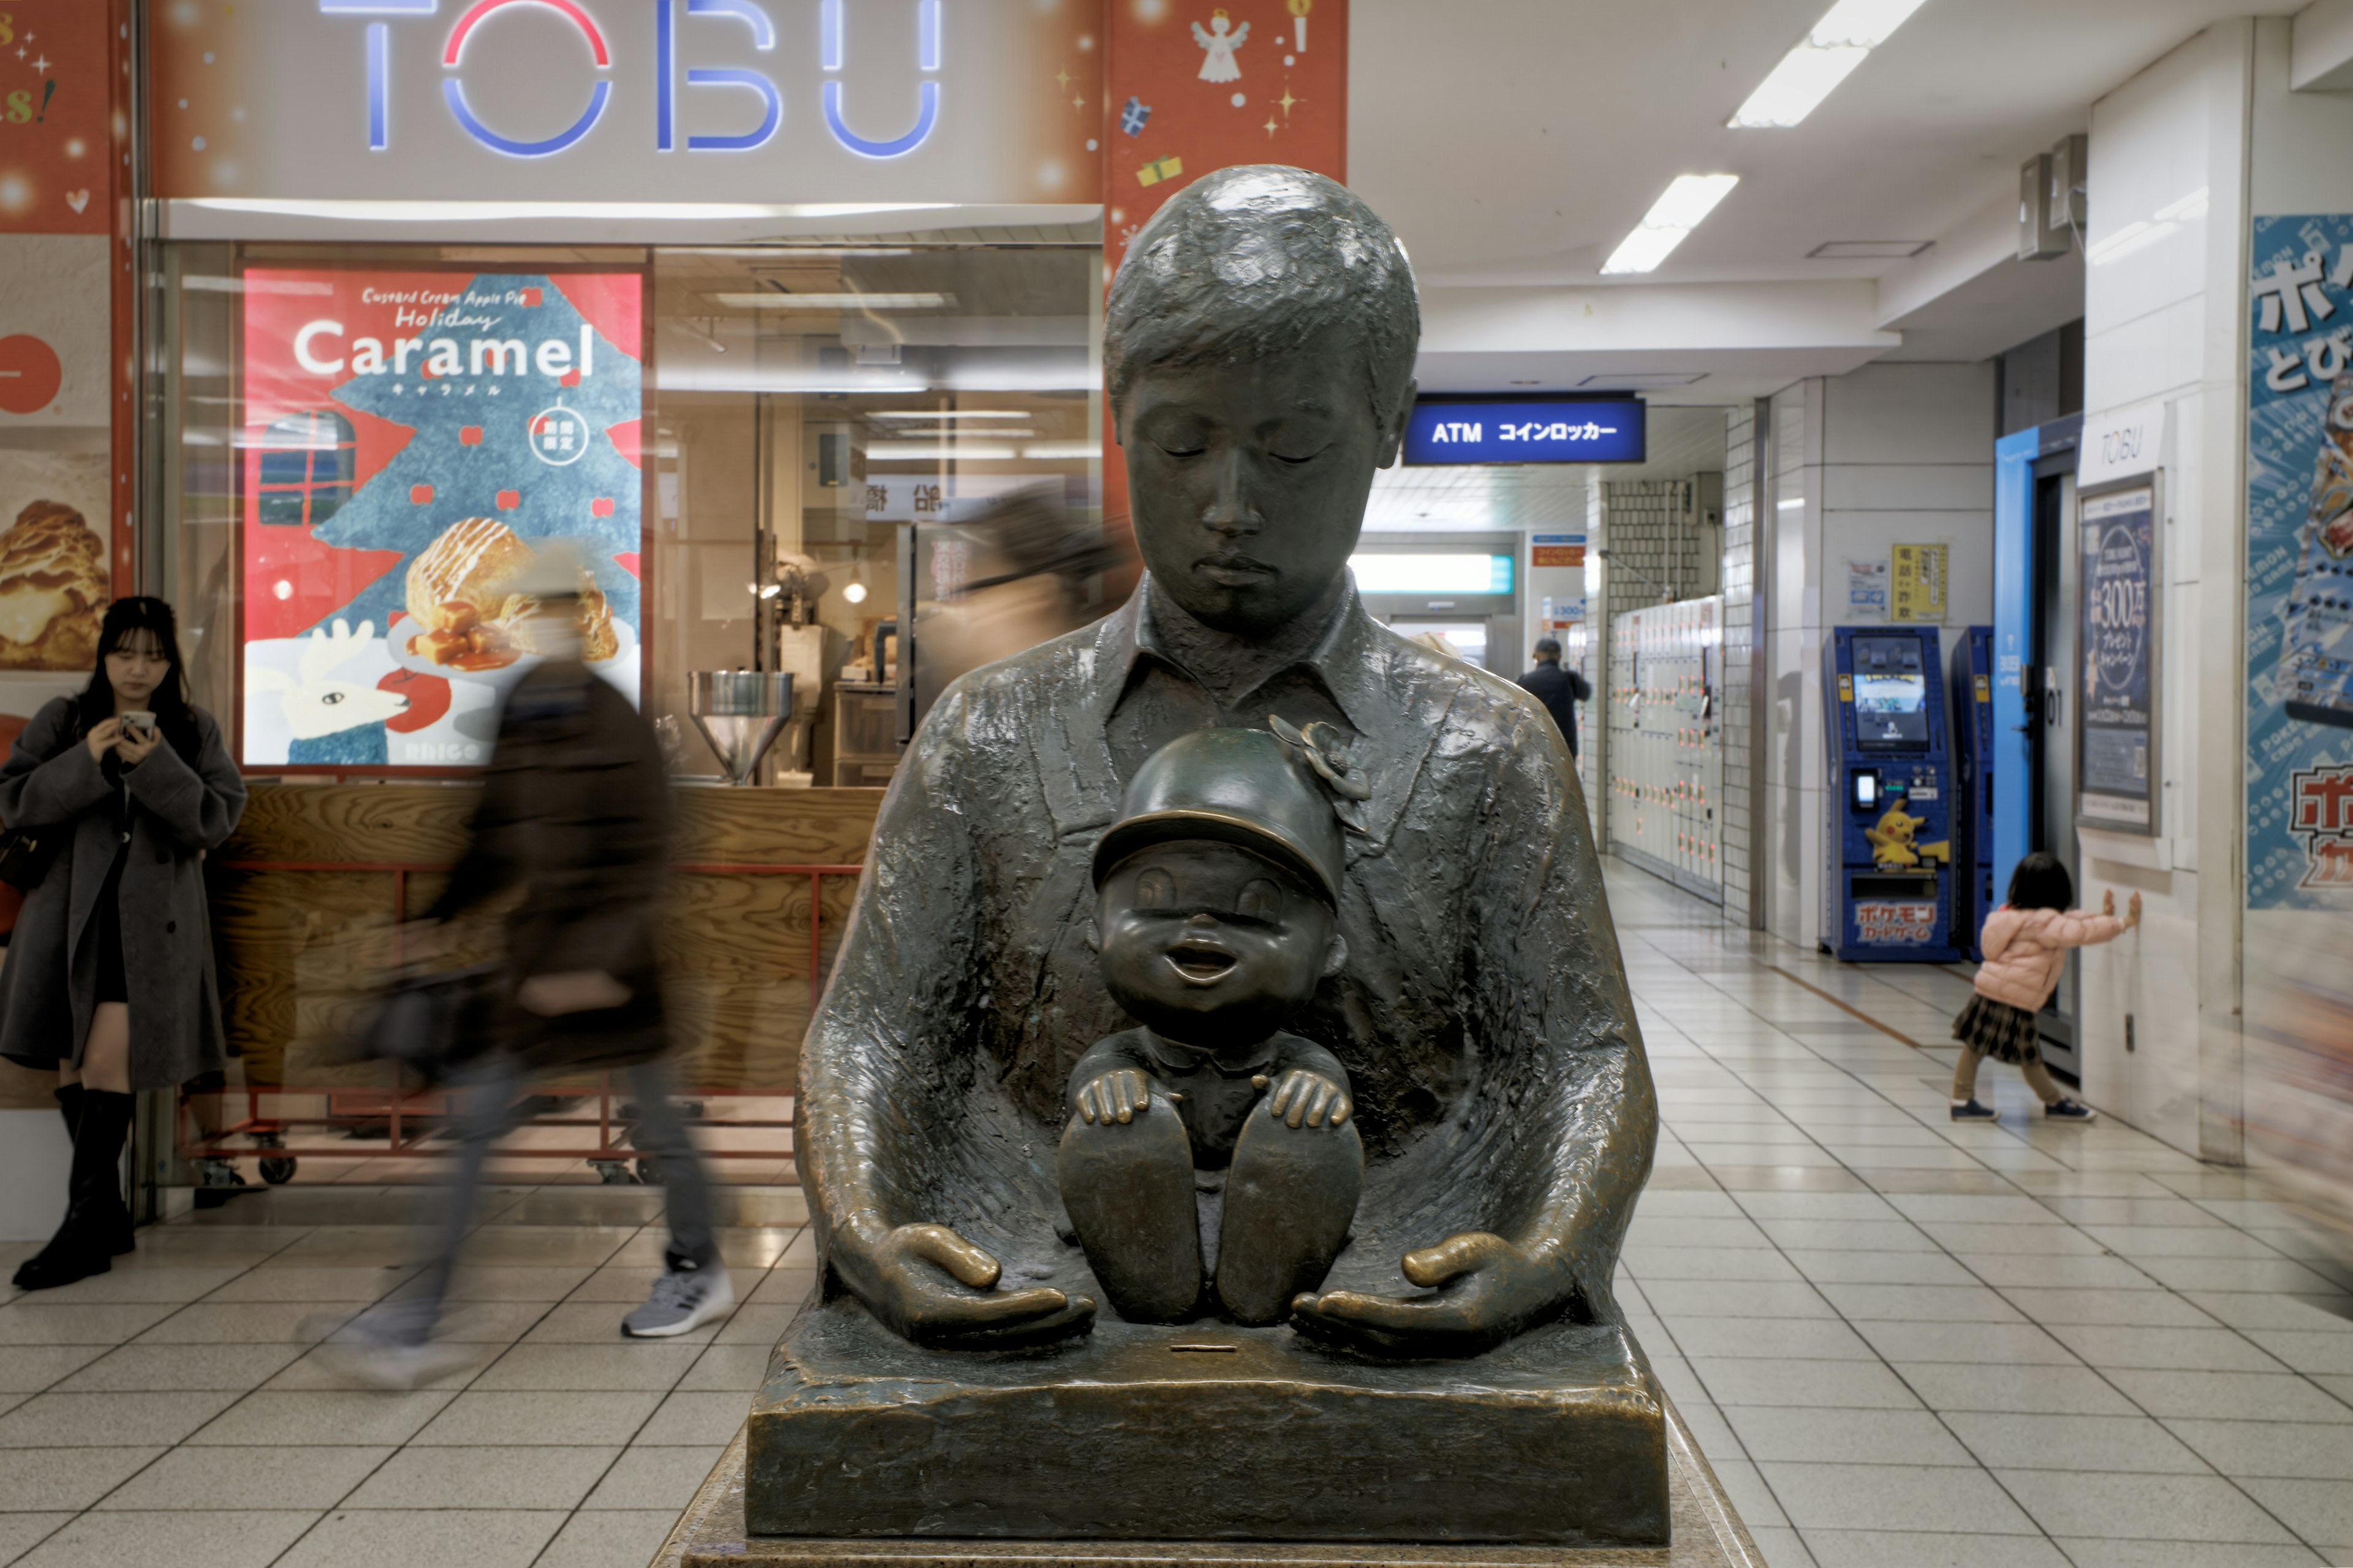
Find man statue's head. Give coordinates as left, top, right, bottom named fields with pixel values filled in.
left=1107, top=165, right=1420, bottom=637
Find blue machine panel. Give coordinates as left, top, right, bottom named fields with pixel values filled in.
left=1823, top=626, right=1964, bottom=962
left=1950, top=626, right=1996, bottom=961
left=1402, top=398, right=1645, bottom=465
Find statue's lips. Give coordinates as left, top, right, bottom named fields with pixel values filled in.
left=1195, top=555, right=1276, bottom=589
left=1165, top=939, right=1237, bottom=984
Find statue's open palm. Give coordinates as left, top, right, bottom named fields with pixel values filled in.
left=1290, top=1232, right=1565, bottom=1357
left=854, top=1222, right=1096, bottom=1350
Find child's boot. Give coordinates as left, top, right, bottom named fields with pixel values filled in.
left=1058, top=1094, right=1202, bottom=1322
left=1215, top=1104, right=1362, bottom=1325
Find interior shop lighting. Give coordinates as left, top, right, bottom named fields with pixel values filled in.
left=1599, top=175, right=1740, bottom=275
left=868, top=410, right=1029, bottom=420
left=866, top=442, right=1019, bottom=461
left=1018, top=441, right=1098, bottom=460
left=710, top=292, right=957, bottom=311
left=1727, top=0, right=1929, bottom=128
left=178, top=199, right=942, bottom=222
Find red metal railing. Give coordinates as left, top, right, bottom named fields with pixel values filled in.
left=180, top=860, right=863, bottom=1178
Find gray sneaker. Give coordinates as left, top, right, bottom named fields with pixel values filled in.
left=623, top=1262, right=735, bottom=1338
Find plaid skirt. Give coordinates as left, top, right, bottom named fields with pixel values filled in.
left=1952, top=994, right=2042, bottom=1066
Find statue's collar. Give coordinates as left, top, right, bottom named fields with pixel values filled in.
left=1105, top=572, right=1373, bottom=734
left=1085, top=572, right=1447, bottom=853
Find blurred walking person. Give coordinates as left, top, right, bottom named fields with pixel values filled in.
left=0, top=598, right=246, bottom=1289
left=1517, top=637, right=1591, bottom=758
left=339, top=550, right=726, bottom=1384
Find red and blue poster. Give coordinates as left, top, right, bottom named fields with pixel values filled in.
left=239, top=269, right=643, bottom=769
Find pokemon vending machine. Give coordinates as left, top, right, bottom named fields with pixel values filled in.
left=1822, top=626, right=1964, bottom=961
left=1950, top=626, right=1996, bottom=960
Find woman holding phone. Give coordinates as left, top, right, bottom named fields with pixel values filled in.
left=0, top=597, right=246, bottom=1289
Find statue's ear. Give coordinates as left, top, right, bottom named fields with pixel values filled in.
left=1377, top=377, right=1418, bottom=469
left=1085, top=912, right=1102, bottom=952
left=1320, top=930, right=1348, bottom=979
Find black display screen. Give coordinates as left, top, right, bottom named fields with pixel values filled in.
left=1852, top=635, right=1930, bottom=751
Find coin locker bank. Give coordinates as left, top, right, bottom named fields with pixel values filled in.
left=1822, top=626, right=1963, bottom=961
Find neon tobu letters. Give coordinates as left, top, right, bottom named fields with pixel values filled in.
left=327, top=0, right=944, bottom=161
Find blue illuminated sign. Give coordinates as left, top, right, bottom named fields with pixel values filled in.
left=1403, top=399, right=1646, bottom=466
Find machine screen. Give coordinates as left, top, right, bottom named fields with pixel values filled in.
left=1853, top=635, right=1930, bottom=751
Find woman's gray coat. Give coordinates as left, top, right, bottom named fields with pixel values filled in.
left=0, top=699, right=247, bottom=1090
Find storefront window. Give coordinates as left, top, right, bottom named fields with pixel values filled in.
left=149, top=239, right=1102, bottom=781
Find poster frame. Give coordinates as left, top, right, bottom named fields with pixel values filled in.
left=229, top=250, right=655, bottom=780
left=2074, top=472, right=2162, bottom=838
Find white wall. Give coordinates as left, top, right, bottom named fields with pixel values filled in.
left=1760, top=362, right=1998, bottom=951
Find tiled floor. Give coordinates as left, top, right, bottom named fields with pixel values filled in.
left=1605, top=860, right=2353, bottom=1568
left=1, top=857, right=2349, bottom=1567
left=0, top=1183, right=811, bottom=1568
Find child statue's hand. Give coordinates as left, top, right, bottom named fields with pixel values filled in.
left=2102, top=888, right=2116, bottom=917
left=1267, top=1068, right=1351, bottom=1130
left=2125, top=890, right=2142, bottom=928
left=1075, top=1067, right=1155, bottom=1125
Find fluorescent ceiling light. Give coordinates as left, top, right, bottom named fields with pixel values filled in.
left=1729, top=0, right=1927, bottom=128
left=868, top=442, right=1018, bottom=460
left=180, top=198, right=943, bottom=221
left=1809, top=0, right=1928, bottom=47
left=710, top=292, right=956, bottom=310
left=1600, top=175, right=1739, bottom=275
left=868, top=410, right=1029, bottom=421
left=1018, top=441, right=1097, bottom=460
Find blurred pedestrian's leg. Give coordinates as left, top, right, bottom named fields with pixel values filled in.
left=332, top=1051, right=520, bottom=1385
left=621, top=1058, right=733, bottom=1337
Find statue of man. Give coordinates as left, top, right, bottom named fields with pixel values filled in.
left=797, top=165, right=1656, bottom=1358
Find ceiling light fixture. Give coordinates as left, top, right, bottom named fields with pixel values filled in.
left=868, top=410, right=1029, bottom=421
left=1728, top=0, right=1929, bottom=128
left=1600, top=175, right=1740, bottom=275
left=709, top=292, right=957, bottom=310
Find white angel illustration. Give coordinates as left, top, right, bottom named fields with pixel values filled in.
left=1192, top=9, right=1249, bottom=83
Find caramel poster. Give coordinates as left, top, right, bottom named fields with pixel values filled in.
left=239, top=270, right=644, bottom=770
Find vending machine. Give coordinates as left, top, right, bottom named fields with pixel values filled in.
left=1949, top=626, right=1996, bottom=961
left=1822, top=626, right=1964, bottom=961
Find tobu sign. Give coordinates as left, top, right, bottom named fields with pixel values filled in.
left=148, top=0, right=1097, bottom=210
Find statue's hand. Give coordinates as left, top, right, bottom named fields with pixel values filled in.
left=1265, top=1068, right=1351, bottom=1129
left=855, top=1222, right=1097, bottom=1349
left=1075, top=1068, right=1154, bottom=1126
left=1290, top=1231, right=1565, bottom=1358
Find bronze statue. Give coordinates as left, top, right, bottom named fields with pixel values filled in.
left=764, top=165, right=1664, bottom=1543
left=1061, top=724, right=1363, bottom=1326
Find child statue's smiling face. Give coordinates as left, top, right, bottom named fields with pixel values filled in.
left=1097, top=839, right=1341, bottom=1049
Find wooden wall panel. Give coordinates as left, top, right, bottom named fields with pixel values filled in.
left=210, top=783, right=882, bottom=1095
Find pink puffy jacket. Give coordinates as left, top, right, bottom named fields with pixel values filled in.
left=1971, top=905, right=2126, bottom=1011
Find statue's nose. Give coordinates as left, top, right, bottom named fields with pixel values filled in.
left=1201, top=450, right=1262, bottom=536
left=1187, top=911, right=1218, bottom=927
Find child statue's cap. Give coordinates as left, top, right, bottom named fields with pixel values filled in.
left=1091, top=721, right=1368, bottom=907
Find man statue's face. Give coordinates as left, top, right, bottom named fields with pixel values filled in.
left=1118, top=328, right=1413, bottom=637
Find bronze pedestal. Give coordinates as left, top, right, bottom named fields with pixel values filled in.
left=747, top=1296, right=1669, bottom=1545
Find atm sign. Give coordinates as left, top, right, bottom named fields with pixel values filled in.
left=1855, top=901, right=1936, bottom=944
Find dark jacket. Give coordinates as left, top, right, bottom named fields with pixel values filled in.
left=0, top=699, right=246, bottom=1090
left=1517, top=659, right=1591, bottom=756
left=429, top=662, right=672, bottom=1073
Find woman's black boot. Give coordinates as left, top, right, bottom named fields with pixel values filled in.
left=12, top=1089, right=134, bottom=1290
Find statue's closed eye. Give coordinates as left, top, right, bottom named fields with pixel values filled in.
left=1134, top=868, right=1177, bottom=909
left=1237, top=878, right=1280, bottom=921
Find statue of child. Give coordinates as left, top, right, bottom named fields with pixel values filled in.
left=1059, top=724, right=1364, bottom=1325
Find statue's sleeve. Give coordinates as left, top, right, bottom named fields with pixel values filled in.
left=1469, top=696, right=1658, bottom=1320
left=797, top=685, right=986, bottom=1252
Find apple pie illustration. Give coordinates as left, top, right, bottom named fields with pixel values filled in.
left=404, top=518, right=620, bottom=669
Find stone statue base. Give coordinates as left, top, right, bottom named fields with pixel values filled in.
left=745, top=1296, right=1672, bottom=1545
left=664, top=1399, right=1760, bottom=1568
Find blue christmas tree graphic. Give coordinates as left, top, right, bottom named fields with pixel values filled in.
left=309, top=274, right=643, bottom=635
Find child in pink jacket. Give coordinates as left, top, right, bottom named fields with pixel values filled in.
left=1950, top=852, right=2140, bottom=1123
